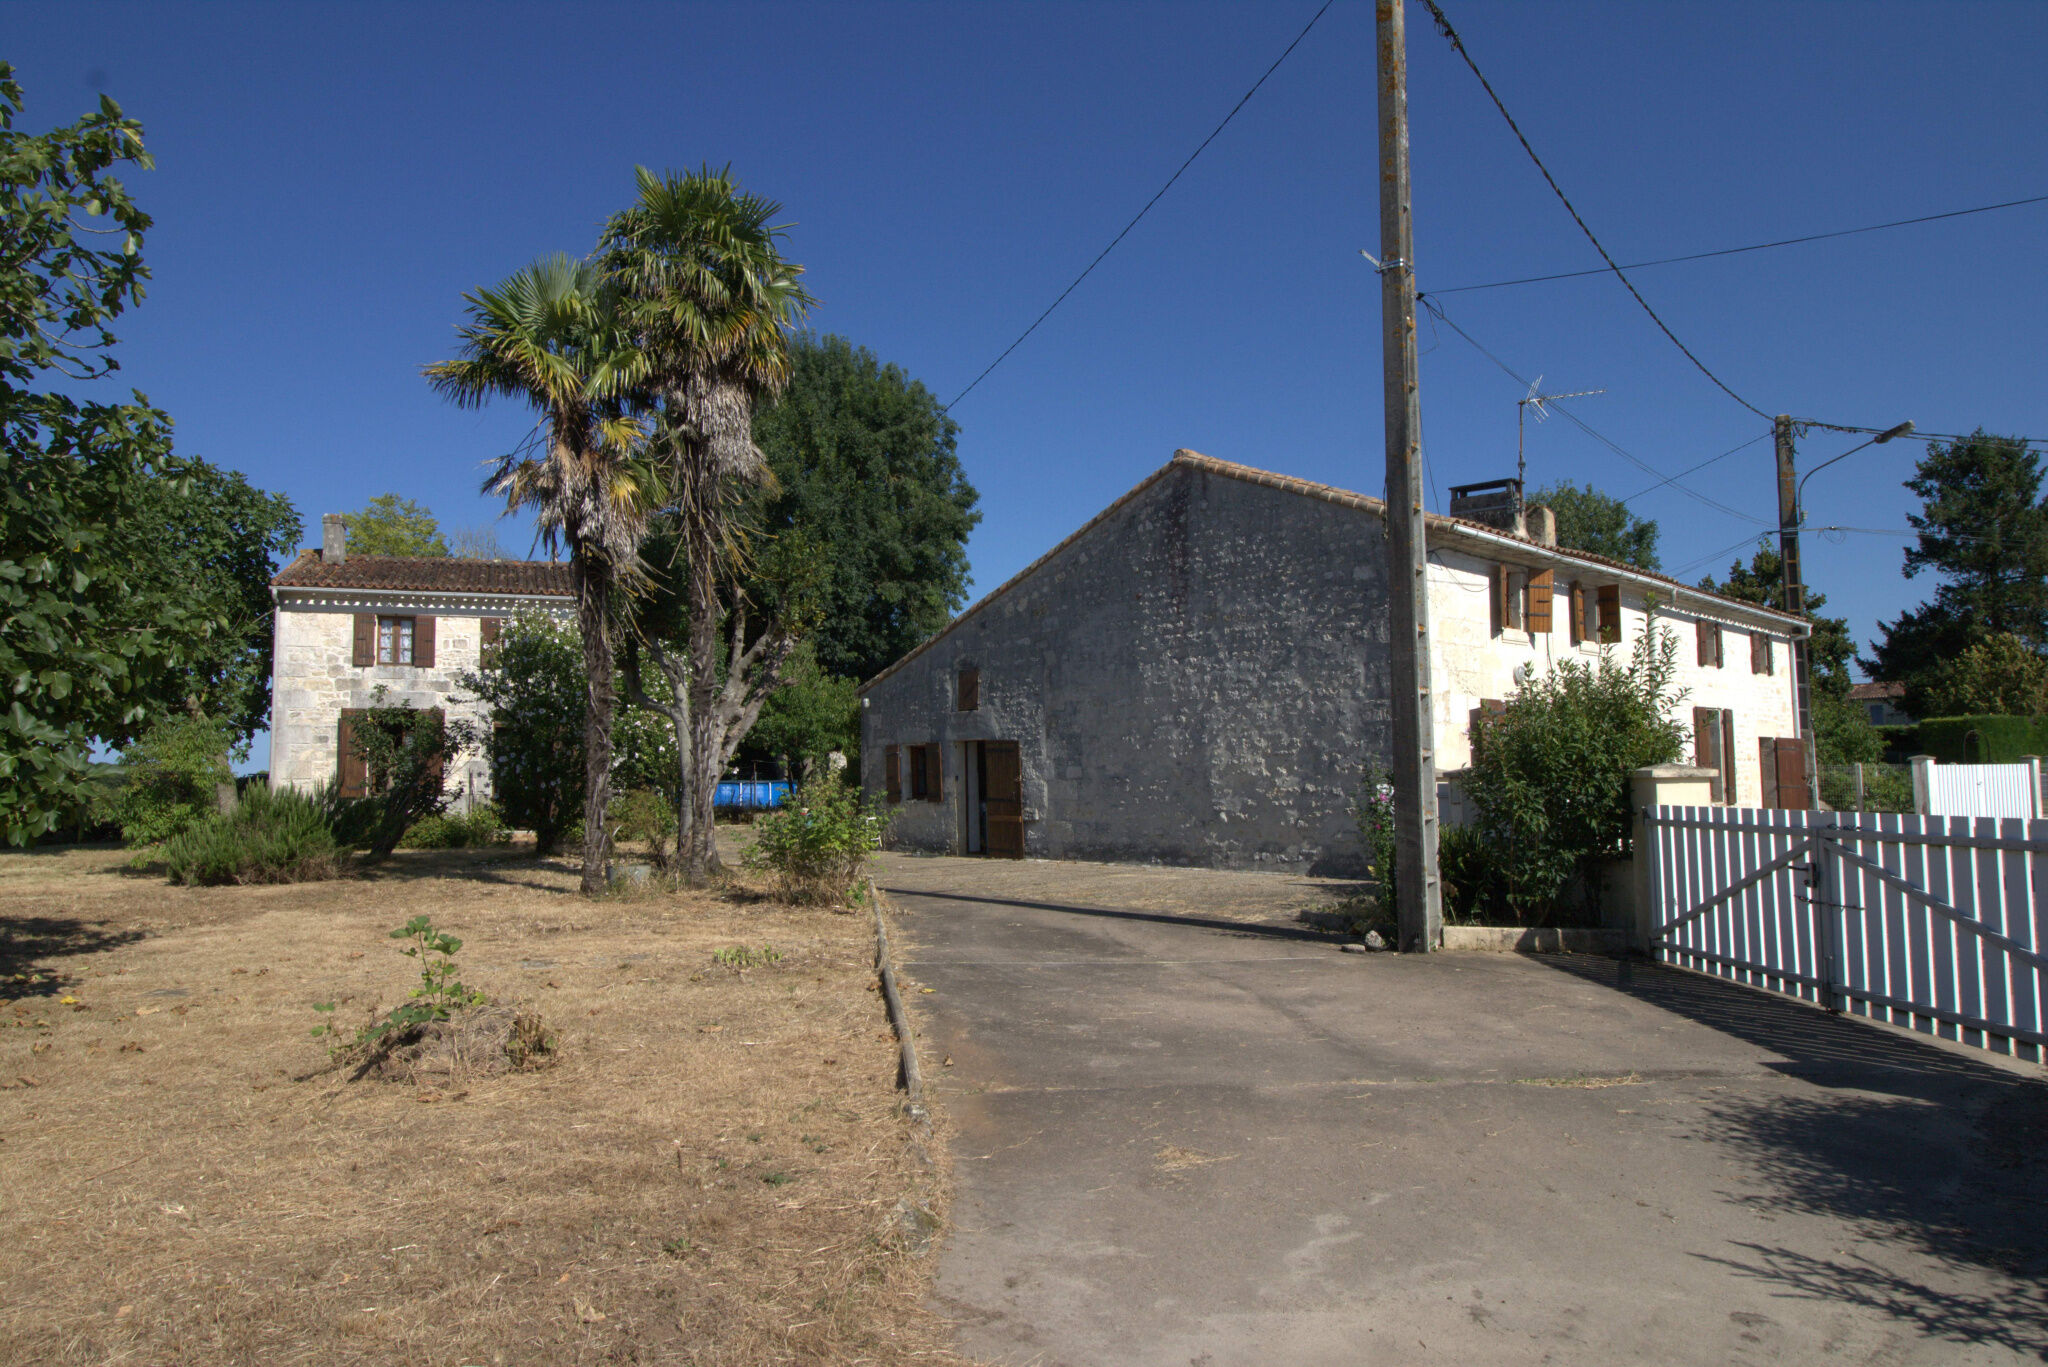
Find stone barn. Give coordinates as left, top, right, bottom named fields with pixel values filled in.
left=858, top=450, right=1804, bottom=872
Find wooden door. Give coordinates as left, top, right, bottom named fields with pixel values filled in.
left=1772, top=737, right=1809, bottom=810
left=984, top=740, right=1024, bottom=859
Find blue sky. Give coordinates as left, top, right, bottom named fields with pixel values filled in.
left=12, top=1, right=2048, bottom=768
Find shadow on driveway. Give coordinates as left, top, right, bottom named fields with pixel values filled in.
left=878, top=884, right=1336, bottom=946
left=1545, top=953, right=2048, bottom=1357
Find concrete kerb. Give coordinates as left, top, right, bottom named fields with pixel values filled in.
left=1440, top=925, right=1625, bottom=954
left=867, top=874, right=928, bottom=1128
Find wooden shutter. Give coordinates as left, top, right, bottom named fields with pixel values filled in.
left=884, top=746, right=901, bottom=804
left=1526, top=570, right=1554, bottom=634
left=481, top=617, right=503, bottom=656
left=413, top=615, right=436, bottom=668
left=958, top=667, right=979, bottom=712
left=1750, top=631, right=1771, bottom=675
left=925, top=744, right=943, bottom=801
left=337, top=711, right=368, bottom=798
left=1491, top=564, right=1508, bottom=636
left=1693, top=707, right=1722, bottom=802
left=1597, top=585, right=1621, bottom=643
left=984, top=741, right=1024, bottom=859
left=1568, top=582, right=1586, bottom=645
left=352, top=613, right=376, bottom=667
left=1720, top=710, right=1737, bottom=803
left=1758, top=737, right=1779, bottom=808
left=1773, top=738, right=1808, bottom=810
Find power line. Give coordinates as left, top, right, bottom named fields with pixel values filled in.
left=1674, top=531, right=1775, bottom=580
left=944, top=0, right=1336, bottom=411
left=1802, top=421, right=2048, bottom=451
left=1430, top=192, right=2048, bottom=296
left=1621, top=432, right=1769, bottom=506
left=1420, top=295, right=1769, bottom=525
left=1415, top=0, right=1771, bottom=420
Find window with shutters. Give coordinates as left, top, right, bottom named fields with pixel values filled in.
left=1693, top=706, right=1737, bottom=804
left=1696, top=620, right=1723, bottom=669
left=377, top=616, right=415, bottom=665
left=1749, top=631, right=1774, bottom=675
left=1526, top=569, right=1554, bottom=634
left=907, top=745, right=930, bottom=801
left=1596, top=585, right=1621, bottom=643
left=1492, top=565, right=1527, bottom=635
left=957, top=665, right=979, bottom=712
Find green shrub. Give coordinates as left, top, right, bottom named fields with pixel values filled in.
left=116, top=714, right=237, bottom=847
left=1436, top=822, right=1495, bottom=925
left=608, top=787, right=679, bottom=871
left=1353, top=762, right=1397, bottom=898
left=451, top=613, right=586, bottom=857
left=162, top=783, right=341, bottom=886
left=1914, top=714, right=2048, bottom=764
left=398, top=803, right=511, bottom=850
left=741, top=773, right=889, bottom=904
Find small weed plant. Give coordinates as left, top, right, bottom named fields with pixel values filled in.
left=712, top=944, right=782, bottom=973
left=314, top=916, right=486, bottom=1048
left=742, top=772, right=889, bottom=905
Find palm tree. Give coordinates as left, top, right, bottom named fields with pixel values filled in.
left=424, top=254, right=653, bottom=895
left=601, top=167, right=812, bottom=881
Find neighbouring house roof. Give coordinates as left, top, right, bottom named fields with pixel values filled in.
left=859, top=449, right=1806, bottom=695
left=271, top=549, right=574, bottom=598
left=1849, top=680, right=1907, bottom=702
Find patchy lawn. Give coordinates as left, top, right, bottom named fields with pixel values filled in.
left=0, top=844, right=964, bottom=1366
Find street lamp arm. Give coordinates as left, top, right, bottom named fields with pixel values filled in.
left=1794, top=420, right=1914, bottom=520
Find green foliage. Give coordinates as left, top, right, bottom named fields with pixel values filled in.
left=1818, top=763, right=1915, bottom=814
left=1436, top=823, right=1494, bottom=926
left=1914, top=715, right=2048, bottom=764
left=742, top=642, right=858, bottom=773
left=342, top=494, right=447, bottom=557
left=1353, top=762, right=1397, bottom=900
left=608, top=785, right=678, bottom=871
left=1528, top=480, right=1661, bottom=571
left=397, top=803, right=510, bottom=850
left=1812, top=687, right=1885, bottom=766
left=343, top=688, right=450, bottom=859
left=711, top=943, right=782, bottom=971
left=1918, top=632, right=2048, bottom=717
left=452, top=612, right=585, bottom=856
left=1460, top=627, right=1689, bottom=924
left=741, top=772, right=889, bottom=904
left=1867, top=431, right=2048, bottom=692
left=752, top=334, right=981, bottom=681
left=115, top=712, right=236, bottom=846
left=324, top=917, right=486, bottom=1048
left=161, top=782, right=340, bottom=886
left=0, top=67, right=220, bottom=843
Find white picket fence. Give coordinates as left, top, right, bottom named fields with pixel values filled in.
left=1644, top=806, right=2048, bottom=1061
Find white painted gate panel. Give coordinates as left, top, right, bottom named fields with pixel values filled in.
left=1924, top=763, right=2040, bottom=819
left=1646, top=806, right=2048, bottom=1060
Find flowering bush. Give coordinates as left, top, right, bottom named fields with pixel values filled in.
left=742, top=773, right=889, bottom=905
left=1354, top=763, right=1398, bottom=901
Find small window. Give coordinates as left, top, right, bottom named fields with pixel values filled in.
left=907, top=745, right=929, bottom=801
left=1866, top=702, right=1885, bottom=724
left=958, top=666, right=980, bottom=712
left=1492, top=565, right=1527, bottom=635
left=377, top=616, right=415, bottom=665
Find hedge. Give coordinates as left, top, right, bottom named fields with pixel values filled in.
left=1912, top=715, right=2048, bottom=764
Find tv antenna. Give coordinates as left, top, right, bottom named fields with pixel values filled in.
left=1517, top=376, right=1606, bottom=490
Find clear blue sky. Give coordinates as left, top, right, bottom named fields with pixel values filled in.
left=12, top=1, right=2048, bottom=766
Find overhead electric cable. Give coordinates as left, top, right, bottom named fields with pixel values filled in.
left=1420, top=296, right=1769, bottom=525
left=944, top=0, right=1335, bottom=410
left=1621, top=431, right=1770, bottom=506
left=1802, top=421, right=2048, bottom=450
left=1416, top=0, right=1771, bottom=420
left=1431, top=193, right=2048, bottom=296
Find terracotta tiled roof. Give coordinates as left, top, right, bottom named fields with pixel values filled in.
left=1848, top=680, right=1906, bottom=701
left=271, top=550, right=573, bottom=597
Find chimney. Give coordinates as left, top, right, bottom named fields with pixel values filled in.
left=322, top=514, right=347, bottom=565
left=1447, top=478, right=1524, bottom=535
left=1525, top=504, right=1557, bottom=547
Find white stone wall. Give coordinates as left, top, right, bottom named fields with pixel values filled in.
left=269, top=595, right=572, bottom=807
left=1427, top=546, right=1799, bottom=808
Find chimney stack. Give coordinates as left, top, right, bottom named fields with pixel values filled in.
left=322, top=514, right=347, bottom=564
left=1525, top=505, right=1558, bottom=547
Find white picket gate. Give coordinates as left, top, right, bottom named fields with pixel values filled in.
left=1644, top=806, right=2048, bottom=1061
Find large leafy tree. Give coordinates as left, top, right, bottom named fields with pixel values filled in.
left=1865, top=431, right=2048, bottom=702
left=1, top=66, right=275, bottom=842
left=425, top=255, right=650, bottom=894
left=1919, top=632, right=2048, bottom=718
left=1527, top=480, right=1660, bottom=571
left=343, top=493, right=446, bottom=556
left=753, top=334, right=980, bottom=682
left=601, top=166, right=811, bottom=882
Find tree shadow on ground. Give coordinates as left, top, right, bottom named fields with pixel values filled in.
left=880, top=886, right=1339, bottom=946
left=1, top=916, right=147, bottom=998
left=346, top=848, right=582, bottom=896
left=1542, top=955, right=2048, bottom=1354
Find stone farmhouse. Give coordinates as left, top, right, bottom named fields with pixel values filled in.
left=268, top=516, right=572, bottom=805
left=858, top=450, right=1806, bottom=873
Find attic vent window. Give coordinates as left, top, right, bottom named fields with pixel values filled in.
left=958, top=666, right=980, bottom=712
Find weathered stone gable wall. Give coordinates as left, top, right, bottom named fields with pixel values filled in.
left=862, top=463, right=1394, bottom=872
left=269, top=599, right=569, bottom=805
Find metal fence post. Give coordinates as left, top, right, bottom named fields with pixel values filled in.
left=1853, top=762, right=1865, bottom=813
left=1812, top=814, right=1844, bottom=1013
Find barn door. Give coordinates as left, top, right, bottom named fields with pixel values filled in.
left=984, top=741, right=1024, bottom=859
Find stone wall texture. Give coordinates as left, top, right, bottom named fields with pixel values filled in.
left=861, top=455, right=1803, bottom=871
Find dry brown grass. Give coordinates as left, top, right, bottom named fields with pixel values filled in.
left=0, top=843, right=968, bottom=1366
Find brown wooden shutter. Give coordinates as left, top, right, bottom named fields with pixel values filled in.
left=1750, top=631, right=1770, bottom=675
left=1695, top=620, right=1711, bottom=666
left=1720, top=710, right=1737, bottom=803
left=1758, top=737, right=1779, bottom=808
left=925, top=744, right=943, bottom=801
left=884, top=746, right=901, bottom=804
left=1773, top=738, right=1808, bottom=810
left=958, top=667, right=979, bottom=712
left=984, top=741, right=1024, bottom=858
left=1693, top=707, right=1720, bottom=802
left=352, top=613, right=376, bottom=667
left=1526, top=569, right=1554, bottom=633
left=1491, top=564, right=1508, bottom=636
left=337, top=710, right=368, bottom=798
left=1568, top=582, right=1586, bottom=645
left=413, top=615, right=436, bottom=668
left=481, top=617, right=503, bottom=652
left=1597, top=585, right=1621, bottom=643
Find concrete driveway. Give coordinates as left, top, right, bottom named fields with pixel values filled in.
left=880, top=853, right=2048, bottom=1367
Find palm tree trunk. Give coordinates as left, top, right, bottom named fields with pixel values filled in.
left=683, top=544, right=722, bottom=883
left=575, top=557, right=616, bottom=895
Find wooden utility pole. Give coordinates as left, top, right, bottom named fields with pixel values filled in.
left=1774, top=414, right=1820, bottom=808
left=1377, top=0, right=1442, bottom=951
